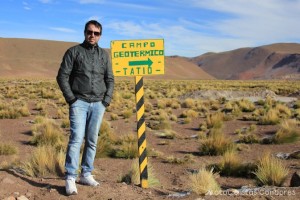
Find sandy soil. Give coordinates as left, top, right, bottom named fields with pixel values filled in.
left=0, top=86, right=300, bottom=200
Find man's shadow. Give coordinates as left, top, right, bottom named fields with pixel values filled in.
left=1, top=168, right=67, bottom=196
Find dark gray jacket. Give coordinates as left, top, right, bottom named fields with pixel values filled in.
left=56, top=41, right=114, bottom=105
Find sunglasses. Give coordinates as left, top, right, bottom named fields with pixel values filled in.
left=86, top=30, right=101, bottom=36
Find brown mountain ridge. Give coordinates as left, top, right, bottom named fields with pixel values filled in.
left=191, top=43, right=300, bottom=80
left=1, top=38, right=299, bottom=80
left=0, top=38, right=213, bottom=80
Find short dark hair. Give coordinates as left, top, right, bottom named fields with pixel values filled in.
left=84, top=20, right=102, bottom=35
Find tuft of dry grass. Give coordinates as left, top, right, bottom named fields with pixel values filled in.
left=258, top=108, right=280, bottom=125
left=119, top=159, right=160, bottom=187
left=0, top=143, right=18, bottom=155
left=22, top=145, right=65, bottom=177
left=163, top=154, right=194, bottom=164
left=213, top=149, right=257, bottom=177
left=275, top=103, right=292, bottom=119
left=254, top=152, right=289, bottom=186
left=96, top=120, right=118, bottom=158
left=189, top=167, right=220, bottom=195
left=273, top=119, right=300, bottom=144
left=206, top=112, right=224, bottom=129
left=30, top=118, right=66, bottom=149
left=237, top=99, right=256, bottom=112
left=110, top=133, right=138, bottom=159
left=199, top=128, right=235, bottom=156
left=182, top=98, right=196, bottom=108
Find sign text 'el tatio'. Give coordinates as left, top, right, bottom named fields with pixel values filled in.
left=110, top=39, right=165, bottom=76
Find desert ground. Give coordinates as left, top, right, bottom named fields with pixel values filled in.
left=0, top=78, right=300, bottom=200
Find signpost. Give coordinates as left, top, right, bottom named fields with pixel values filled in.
left=111, top=39, right=164, bottom=76
left=111, top=39, right=164, bottom=188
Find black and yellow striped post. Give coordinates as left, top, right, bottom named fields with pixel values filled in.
left=135, top=75, right=148, bottom=188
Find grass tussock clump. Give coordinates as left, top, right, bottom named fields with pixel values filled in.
left=254, top=152, right=289, bottom=186
left=199, top=128, right=235, bottom=156
left=119, top=159, right=160, bottom=187
left=96, top=120, right=118, bottom=158
left=206, top=112, right=224, bottom=129
left=0, top=143, right=18, bottom=155
left=163, top=154, right=194, bottom=164
left=273, top=119, right=300, bottom=144
left=110, top=133, right=138, bottom=159
left=31, top=118, right=66, bottom=149
left=258, top=108, right=280, bottom=125
left=189, top=167, right=221, bottom=195
left=237, top=99, right=256, bottom=112
left=210, top=150, right=257, bottom=177
left=22, top=145, right=65, bottom=177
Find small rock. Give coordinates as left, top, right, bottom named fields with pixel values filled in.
left=17, top=195, right=29, bottom=200
left=290, top=171, right=300, bottom=187
left=289, top=150, right=300, bottom=159
left=25, top=192, right=32, bottom=198
left=167, top=191, right=190, bottom=198
left=13, top=192, right=20, bottom=197
left=276, top=152, right=290, bottom=159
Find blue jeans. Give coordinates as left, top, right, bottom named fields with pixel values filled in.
left=65, top=99, right=105, bottom=179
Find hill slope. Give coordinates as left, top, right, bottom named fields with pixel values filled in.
left=191, top=43, right=300, bottom=80
left=0, top=38, right=214, bottom=80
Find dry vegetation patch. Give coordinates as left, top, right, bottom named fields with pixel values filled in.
left=0, top=79, right=300, bottom=199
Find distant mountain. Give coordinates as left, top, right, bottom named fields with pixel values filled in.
left=190, top=43, right=300, bottom=80
left=0, top=38, right=214, bottom=80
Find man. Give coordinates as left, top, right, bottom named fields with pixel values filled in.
left=57, top=20, right=114, bottom=195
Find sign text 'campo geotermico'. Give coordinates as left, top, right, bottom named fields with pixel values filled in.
left=110, top=39, right=164, bottom=76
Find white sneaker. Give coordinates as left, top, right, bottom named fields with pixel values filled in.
left=79, top=175, right=100, bottom=186
left=65, top=177, right=78, bottom=195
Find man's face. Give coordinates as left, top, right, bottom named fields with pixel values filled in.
left=84, top=24, right=101, bottom=46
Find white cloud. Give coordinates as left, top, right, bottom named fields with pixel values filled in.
left=49, top=27, right=76, bottom=33
left=186, top=0, right=300, bottom=42
left=106, top=20, right=254, bottom=57
left=22, top=1, right=31, bottom=10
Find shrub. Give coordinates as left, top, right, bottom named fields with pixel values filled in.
left=206, top=112, right=224, bottom=129
left=110, top=113, right=119, bottom=120
left=254, top=152, right=289, bottom=186
left=22, top=145, right=65, bottom=177
left=258, top=109, right=280, bottom=125
left=273, top=119, right=300, bottom=144
left=199, top=128, right=235, bottom=156
left=182, top=98, right=195, bottom=108
left=155, top=130, right=177, bottom=139
left=121, top=109, right=133, bottom=119
left=110, top=133, right=138, bottom=159
left=0, top=143, right=18, bottom=155
left=61, top=118, right=70, bottom=128
left=239, top=134, right=260, bottom=144
left=293, top=100, right=300, bottom=109
left=120, top=159, right=160, bottom=187
left=189, top=167, right=220, bottom=195
left=31, top=119, right=66, bottom=149
left=215, top=149, right=256, bottom=177
left=237, top=99, right=256, bottom=112
left=180, top=109, right=198, bottom=118
left=96, top=120, right=117, bottom=158
left=275, top=104, right=292, bottom=119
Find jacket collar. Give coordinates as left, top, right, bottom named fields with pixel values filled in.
left=82, top=40, right=99, bottom=50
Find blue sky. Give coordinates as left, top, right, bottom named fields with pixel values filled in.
left=1, top=0, right=300, bottom=57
